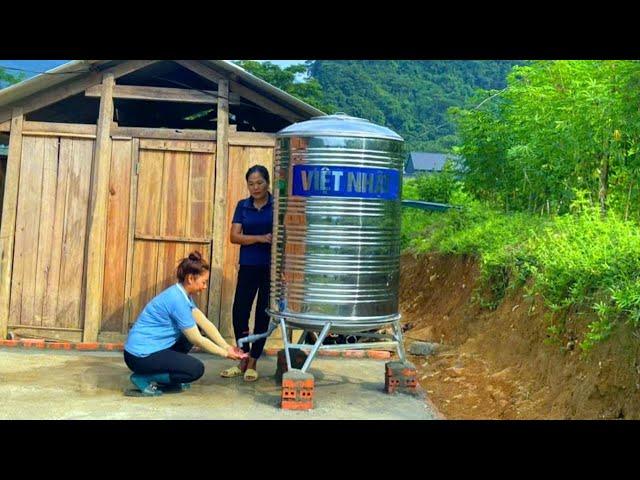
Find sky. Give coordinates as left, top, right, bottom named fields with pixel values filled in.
left=0, top=60, right=307, bottom=79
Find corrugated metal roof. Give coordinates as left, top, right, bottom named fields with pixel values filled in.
left=0, top=60, right=325, bottom=118
left=407, top=152, right=455, bottom=171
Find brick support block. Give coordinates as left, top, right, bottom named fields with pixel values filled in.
left=384, top=361, right=418, bottom=394
left=281, top=369, right=314, bottom=410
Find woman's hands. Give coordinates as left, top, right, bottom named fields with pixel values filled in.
left=227, top=345, right=249, bottom=360
left=259, top=233, right=272, bottom=244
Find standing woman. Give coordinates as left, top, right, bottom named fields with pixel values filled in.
left=123, top=251, right=247, bottom=396
left=220, top=165, right=273, bottom=382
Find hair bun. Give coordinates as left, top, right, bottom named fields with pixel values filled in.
left=188, top=251, right=202, bottom=261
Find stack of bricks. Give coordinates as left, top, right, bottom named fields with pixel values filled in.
left=281, top=369, right=314, bottom=410
left=384, top=361, right=418, bottom=394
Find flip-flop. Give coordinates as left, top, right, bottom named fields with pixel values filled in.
left=244, top=368, right=259, bottom=382
left=220, top=366, right=244, bottom=378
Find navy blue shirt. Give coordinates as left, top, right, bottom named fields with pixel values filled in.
left=232, top=194, right=273, bottom=266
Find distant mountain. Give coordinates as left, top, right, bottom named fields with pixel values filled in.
left=310, top=60, right=524, bottom=152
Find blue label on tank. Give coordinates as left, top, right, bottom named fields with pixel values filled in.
left=291, top=165, right=399, bottom=200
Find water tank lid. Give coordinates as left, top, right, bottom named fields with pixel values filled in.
left=277, top=113, right=404, bottom=141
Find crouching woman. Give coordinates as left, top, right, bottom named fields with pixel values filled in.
left=123, top=251, right=247, bottom=396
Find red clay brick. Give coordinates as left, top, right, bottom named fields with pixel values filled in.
left=283, top=378, right=314, bottom=389
left=264, top=348, right=279, bottom=356
left=282, top=388, right=297, bottom=400
left=343, top=350, right=366, bottom=358
left=20, top=339, right=45, bottom=349
left=46, top=342, right=73, bottom=350
left=0, top=339, right=19, bottom=347
left=318, top=350, right=340, bottom=357
left=367, top=350, right=391, bottom=360
left=76, top=342, right=99, bottom=350
left=282, top=401, right=313, bottom=410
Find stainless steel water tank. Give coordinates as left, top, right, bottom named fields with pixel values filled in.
left=269, top=114, right=405, bottom=334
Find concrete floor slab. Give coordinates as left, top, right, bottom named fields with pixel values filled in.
left=0, top=350, right=436, bottom=419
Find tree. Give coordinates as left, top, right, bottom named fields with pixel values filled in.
left=234, top=61, right=335, bottom=113
left=0, top=67, right=26, bottom=89
left=452, top=60, right=640, bottom=219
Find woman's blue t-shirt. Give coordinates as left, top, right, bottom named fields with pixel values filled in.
left=124, top=283, right=197, bottom=357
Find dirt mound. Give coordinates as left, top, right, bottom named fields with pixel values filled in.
left=400, top=252, right=640, bottom=419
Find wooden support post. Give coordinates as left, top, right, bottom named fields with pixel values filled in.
left=0, top=109, right=24, bottom=340
left=208, top=79, right=230, bottom=332
left=82, top=74, right=115, bottom=342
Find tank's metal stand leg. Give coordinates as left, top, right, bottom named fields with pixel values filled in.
left=279, top=320, right=332, bottom=373
left=300, top=323, right=331, bottom=373
left=279, top=319, right=292, bottom=370
left=392, top=319, right=406, bottom=363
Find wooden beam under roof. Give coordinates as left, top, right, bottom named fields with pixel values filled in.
left=85, top=84, right=241, bottom=105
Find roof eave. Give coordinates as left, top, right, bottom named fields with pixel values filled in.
left=0, top=60, right=325, bottom=121
left=0, top=60, right=109, bottom=108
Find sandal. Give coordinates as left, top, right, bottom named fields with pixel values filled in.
left=220, top=366, right=244, bottom=378
left=244, top=368, right=259, bottom=382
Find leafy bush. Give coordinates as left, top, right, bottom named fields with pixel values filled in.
left=402, top=197, right=640, bottom=351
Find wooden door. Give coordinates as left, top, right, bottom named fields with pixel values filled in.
left=127, top=140, right=216, bottom=327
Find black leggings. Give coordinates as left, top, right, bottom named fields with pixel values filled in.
left=232, top=265, right=270, bottom=359
left=123, top=335, right=205, bottom=384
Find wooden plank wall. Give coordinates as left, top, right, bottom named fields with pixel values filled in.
left=218, top=145, right=274, bottom=338
left=1, top=123, right=276, bottom=341
left=9, top=136, right=94, bottom=337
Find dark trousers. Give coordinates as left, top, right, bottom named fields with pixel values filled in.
left=123, top=335, right=205, bottom=384
left=232, top=265, right=270, bottom=359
